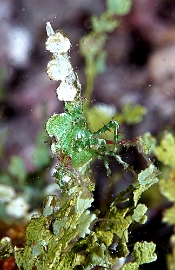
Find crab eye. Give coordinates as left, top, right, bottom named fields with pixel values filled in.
left=51, top=135, right=58, bottom=144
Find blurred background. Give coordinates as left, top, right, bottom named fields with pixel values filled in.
left=1, top=0, right=175, bottom=269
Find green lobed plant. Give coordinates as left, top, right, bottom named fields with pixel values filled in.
left=0, top=126, right=51, bottom=221
left=80, top=0, right=132, bottom=104
left=80, top=0, right=146, bottom=137
left=0, top=22, right=159, bottom=270
left=154, top=132, right=175, bottom=270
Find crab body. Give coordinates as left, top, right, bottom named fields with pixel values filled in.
left=45, top=22, right=119, bottom=180
left=46, top=101, right=112, bottom=170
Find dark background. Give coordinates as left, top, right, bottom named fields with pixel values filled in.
left=1, top=0, right=175, bottom=269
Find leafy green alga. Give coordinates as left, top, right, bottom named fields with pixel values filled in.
left=80, top=0, right=132, bottom=106
left=13, top=161, right=159, bottom=269
left=154, top=132, right=175, bottom=270
left=0, top=237, right=13, bottom=260
left=107, top=0, right=132, bottom=15
left=122, top=242, right=157, bottom=270
left=154, top=132, right=175, bottom=168
left=154, top=132, right=175, bottom=202
left=163, top=204, right=175, bottom=225
left=114, top=103, right=147, bottom=125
